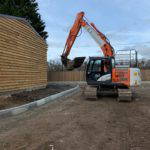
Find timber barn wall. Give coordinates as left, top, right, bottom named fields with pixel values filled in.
left=0, top=14, right=47, bottom=94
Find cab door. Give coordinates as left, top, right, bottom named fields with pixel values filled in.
left=86, top=59, right=102, bottom=85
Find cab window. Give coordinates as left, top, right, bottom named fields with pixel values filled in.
left=93, top=60, right=101, bottom=71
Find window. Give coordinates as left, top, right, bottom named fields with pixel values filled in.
left=88, top=60, right=94, bottom=72
left=93, top=60, right=101, bottom=71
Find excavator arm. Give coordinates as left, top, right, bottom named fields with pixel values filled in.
left=62, top=12, right=84, bottom=57
left=61, top=12, right=85, bottom=70
left=61, top=11, right=114, bottom=70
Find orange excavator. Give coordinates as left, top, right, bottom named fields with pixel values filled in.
left=61, top=12, right=141, bottom=101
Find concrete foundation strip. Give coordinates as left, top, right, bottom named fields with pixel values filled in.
left=0, top=85, right=80, bottom=119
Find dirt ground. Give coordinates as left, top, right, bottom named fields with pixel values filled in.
left=0, top=82, right=150, bottom=150
left=0, top=84, right=72, bottom=110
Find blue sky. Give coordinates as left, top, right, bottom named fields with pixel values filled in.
left=36, top=0, right=150, bottom=61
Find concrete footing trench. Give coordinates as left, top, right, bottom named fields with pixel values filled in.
left=0, top=83, right=80, bottom=118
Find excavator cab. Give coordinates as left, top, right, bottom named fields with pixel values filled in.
left=86, top=57, right=114, bottom=86
left=61, top=56, right=85, bottom=70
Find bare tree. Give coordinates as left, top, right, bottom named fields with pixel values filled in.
left=48, top=60, right=63, bottom=71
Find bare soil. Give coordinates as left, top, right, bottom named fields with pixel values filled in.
left=0, top=84, right=73, bottom=110
left=0, top=82, right=150, bottom=150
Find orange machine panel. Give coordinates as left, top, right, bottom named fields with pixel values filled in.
left=112, top=68, right=130, bottom=87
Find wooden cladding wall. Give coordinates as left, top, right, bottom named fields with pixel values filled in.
left=0, top=15, right=47, bottom=93
left=48, top=70, right=150, bottom=82
left=48, top=71, right=86, bottom=81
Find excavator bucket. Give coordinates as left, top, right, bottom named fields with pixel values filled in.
left=61, top=56, right=85, bottom=70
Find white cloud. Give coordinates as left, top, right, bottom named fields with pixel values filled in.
left=36, top=0, right=150, bottom=61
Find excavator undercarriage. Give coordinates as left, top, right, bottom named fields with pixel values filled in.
left=82, top=84, right=133, bottom=102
